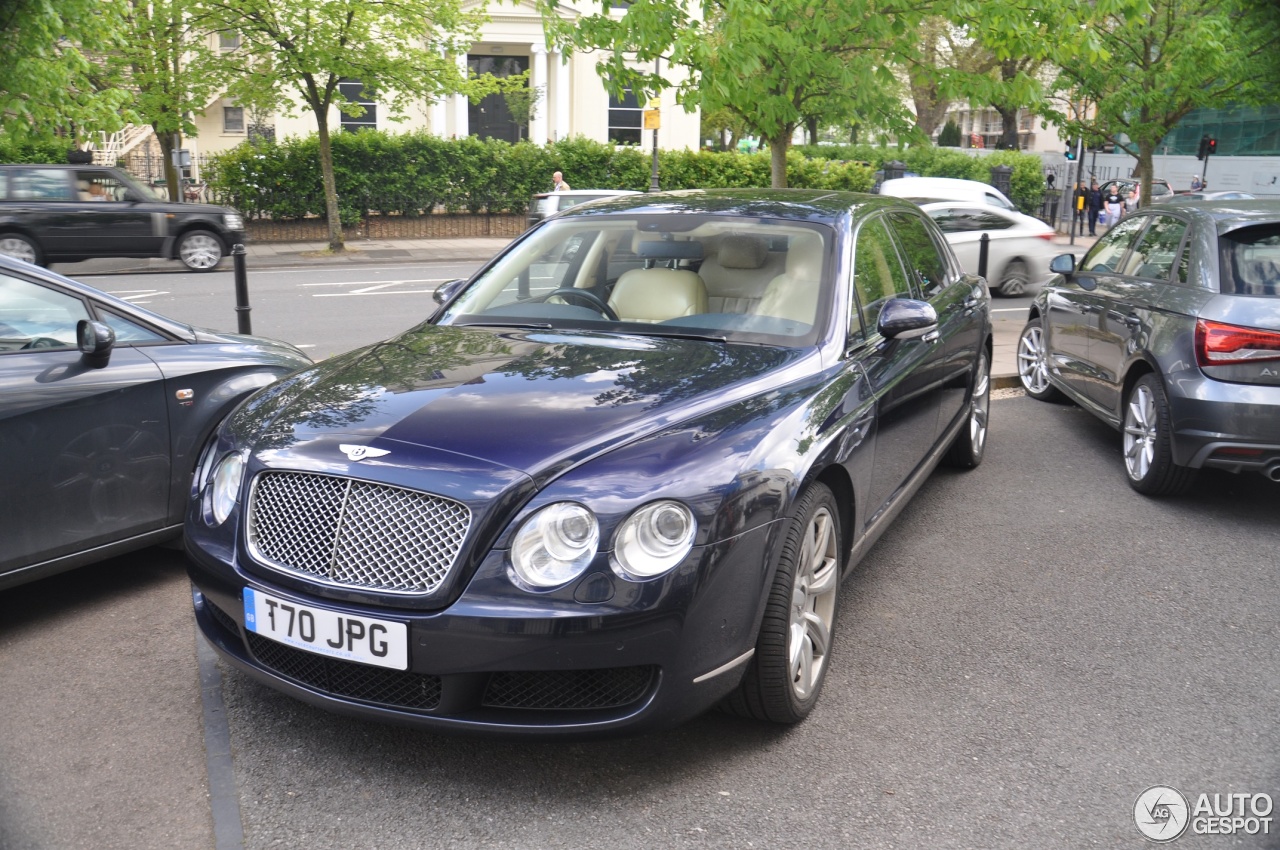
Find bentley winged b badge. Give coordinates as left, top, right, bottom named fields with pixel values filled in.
left=339, top=444, right=390, bottom=462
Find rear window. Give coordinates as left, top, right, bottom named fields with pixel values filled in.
left=1221, top=223, right=1280, bottom=297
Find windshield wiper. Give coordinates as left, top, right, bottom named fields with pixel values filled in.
left=623, top=329, right=729, bottom=343
left=453, top=320, right=555, bottom=330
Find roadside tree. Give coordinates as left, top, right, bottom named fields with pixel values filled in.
left=190, top=0, right=491, bottom=252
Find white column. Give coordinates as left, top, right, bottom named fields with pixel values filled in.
left=430, top=48, right=449, bottom=136
left=530, top=44, right=549, bottom=145
left=553, top=50, right=570, bottom=141
left=453, top=53, right=469, bottom=138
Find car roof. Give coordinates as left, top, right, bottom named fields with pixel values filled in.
left=1138, top=198, right=1280, bottom=233
left=549, top=188, right=914, bottom=223
left=531, top=189, right=643, bottom=199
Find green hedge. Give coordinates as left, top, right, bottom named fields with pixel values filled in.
left=204, top=131, right=1040, bottom=222
left=0, top=136, right=77, bottom=164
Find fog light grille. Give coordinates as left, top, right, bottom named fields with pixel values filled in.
left=482, top=667, right=655, bottom=710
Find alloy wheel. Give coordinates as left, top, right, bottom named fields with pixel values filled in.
left=179, top=233, right=223, bottom=270
left=1018, top=325, right=1052, bottom=394
left=0, top=236, right=38, bottom=264
left=788, top=505, right=838, bottom=700
left=1123, top=383, right=1157, bottom=481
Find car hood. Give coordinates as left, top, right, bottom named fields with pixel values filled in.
left=239, top=324, right=809, bottom=483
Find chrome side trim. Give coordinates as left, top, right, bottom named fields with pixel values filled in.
left=692, top=649, right=755, bottom=684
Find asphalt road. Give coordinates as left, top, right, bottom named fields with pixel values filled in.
left=3, top=388, right=1278, bottom=850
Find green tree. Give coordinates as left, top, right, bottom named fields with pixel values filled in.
left=498, top=70, right=542, bottom=142
left=110, top=0, right=220, bottom=201
left=538, top=0, right=927, bottom=188
left=1045, top=0, right=1280, bottom=203
left=0, top=0, right=132, bottom=142
left=937, top=118, right=961, bottom=147
left=190, top=0, right=491, bottom=251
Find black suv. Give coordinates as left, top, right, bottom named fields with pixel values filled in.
left=0, top=164, right=245, bottom=271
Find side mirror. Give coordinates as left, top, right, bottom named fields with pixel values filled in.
left=1049, top=253, right=1076, bottom=276
left=878, top=298, right=938, bottom=341
left=77, top=319, right=115, bottom=368
left=432, top=278, right=467, bottom=306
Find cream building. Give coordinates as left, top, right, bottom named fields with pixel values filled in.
left=186, top=1, right=701, bottom=167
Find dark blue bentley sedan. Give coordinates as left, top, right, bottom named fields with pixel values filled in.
left=185, top=190, right=993, bottom=736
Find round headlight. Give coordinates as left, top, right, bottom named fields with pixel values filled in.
left=209, top=451, right=247, bottom=525
left=511, top=502, right=599, bottom=588
left=613, top=501, right=696, bottom=580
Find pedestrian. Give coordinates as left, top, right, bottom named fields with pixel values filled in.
left=1073, top=181, right=1088, bottom=233
left=1191, top=175, right=1203, bottom=191
left=552, top=170, right=571, bottom=192
left=1125, top=184, right=1140, bottom=214
left=1046, top=171, right=1056, bottom=191
left=1103, top=184, right=1124, bottom=228
left=1086, top=180, right=1102, bottom=236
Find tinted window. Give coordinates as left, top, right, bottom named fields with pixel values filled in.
left=1119, top=215, right=1188, bottom=281
left=99, top=308, right=167, bottom=344
left=0, top=274, right=91, bottom=352
left=852, top=217, right=913, bottom=338
left=889, top=212, right=949, bottom=298
left=1220, top=223, right=1280, bottom=297
left=9, top=168, right=74, bottom=201
left=1080, top=216, right=1147, bottom=273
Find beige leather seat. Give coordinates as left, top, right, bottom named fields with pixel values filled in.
left=755, top=231, right=825, bottom=324
left=608, top=268, right=709, bottom=323
left=699, top=234, right=785, bottom=314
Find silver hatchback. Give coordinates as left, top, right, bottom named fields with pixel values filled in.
left=1017, top=200, right=1280, bottom=495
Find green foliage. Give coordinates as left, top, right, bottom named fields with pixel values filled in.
left=0, top=135, right=76, bottom=164
left=937, top=119, right=961, bottom=147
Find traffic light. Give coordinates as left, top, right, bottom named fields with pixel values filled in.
left=1197, top=135, right=1210, bottom=160
left=1207, top=137, right=1217, bottom=156
left=1065, top=143, right=1076, bottom=160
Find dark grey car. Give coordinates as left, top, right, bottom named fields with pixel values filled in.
left=0, top=256, right=312, bottom=590
left=0, top=164, right=245, bottom=271
left=1017, top=200, right=1280, bottom=494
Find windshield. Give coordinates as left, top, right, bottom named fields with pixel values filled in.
left=438, top=214, right=834, bottom=347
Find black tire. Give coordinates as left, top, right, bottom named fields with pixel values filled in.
left=1122, top=373, right=1196, bottom=496
left=722, top=482, right=841, bottom=724
left=943, top=347, right=990, bottom=468
left=177, top=229, right=225, bottom=271
left=997, top=258, right=1029, bottom=297
left=1016, top=317, right=1066, bottom=402
left=0, top=233, right=43, bottom=266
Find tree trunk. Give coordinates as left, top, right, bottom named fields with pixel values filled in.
left=155, top=128, right=181, bottom=203
left=1136, top=143, right=1156, bottom=207
left=995, top=105, right=1020, bottom=151
left=767, top=130, right=790, bottom=188
left=805, top=116, right=819, bottom=146
left=315, top=113, right=345, bottom=253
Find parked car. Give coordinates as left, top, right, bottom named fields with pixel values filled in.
left=185, top=189, right=993, bottom=736
left=1016, top=200, right=1280, bottom=495
left=877, top=176, right=1017, bottom=211
left=0, top=164, right=245, bottom=271
left=526, top=189, right=642, bottom=228
left=918, top=200, right=1058, bottom=296
left=1098, top=177, right=1173, bottom=205
left=1153, top=190, right=1257, bottom=204
left=0, top=256, right=312, bottom=591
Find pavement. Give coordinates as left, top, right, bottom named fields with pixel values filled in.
left=63, top=229, right=1100, bottom=390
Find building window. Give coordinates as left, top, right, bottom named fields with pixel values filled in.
left=467, top=55, right=530, bottom=144
left=338, top=79, right=377, bottom=132
left=219, top=32, right=240, bottom=51
left=608, top=88, right=642, bottom=146
left=223, top=106, right=245, bottom=133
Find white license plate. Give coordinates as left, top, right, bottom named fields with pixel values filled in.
left=243, top=588, right=408, bottom=670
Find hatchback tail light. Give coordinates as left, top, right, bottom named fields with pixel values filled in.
left=1035, top=232, right=1054, bottom=241
left=1196, top=318, right=1280, bottom=366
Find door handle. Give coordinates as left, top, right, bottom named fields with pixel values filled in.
left=1123, top=314, right=1142, bottom=329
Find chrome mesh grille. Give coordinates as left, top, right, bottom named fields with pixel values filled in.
left=247, top=471, right=471, bottom=595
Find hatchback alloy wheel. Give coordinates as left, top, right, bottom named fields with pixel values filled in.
left=1017, top=318, right=1064, bottom=401
left=1122, top=373, right=1195, bottom=496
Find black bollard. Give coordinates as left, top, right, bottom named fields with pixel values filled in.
left=232, top=243, right=252, bottom=335
left=977, top=232, right=990, bottom=281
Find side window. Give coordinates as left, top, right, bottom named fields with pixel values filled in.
left=75, top=171, right=130, bottom=202
left=928, top=207, right=1012, bottom=233
left=852, top=217, right=914, bottom=340
left=98, top=308, right=167, bottom=344
left=888, top=211, right=949, bottom=298
left=1118, top=215, right=1188, bottom=281
left=0, top=273, right=92, bottom=353
left=12, top=168, right=74, bottom=201
left=1079, top=216, right=1147, bottom=273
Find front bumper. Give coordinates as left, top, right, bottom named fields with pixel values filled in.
left=186, top=522, right=778, bottom=737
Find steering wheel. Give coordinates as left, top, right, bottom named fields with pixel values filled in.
left=21, top=337, right=65, bottom=350
left=541, top=287, right=618, bottom=321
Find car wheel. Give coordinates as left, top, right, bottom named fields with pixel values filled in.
left=722, top=482, right=841, bottom=724
left=997, top=259, right=1029, bottom=297
left=1122, top=373, right=1196, bottom=496
left=178, top=230, right=225, bottom=271
left=0, top=233, right=42, bottom=266
left=943, top=347, right=990, bottom=468
left=1017, top=317, right=1065, bottom=401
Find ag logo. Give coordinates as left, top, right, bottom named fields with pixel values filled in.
left=1135, top=786, right=1190, bottom=842
left=339, top=444, right=390, bottom=462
